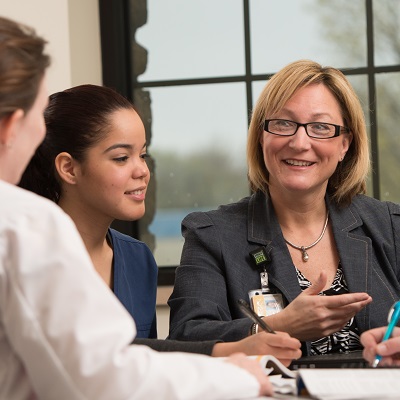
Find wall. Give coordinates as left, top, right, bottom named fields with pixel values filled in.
left=1, top=0, right=102, bottom=93
left=68, top=0, right=102, bottom=86
left=1, top=0, right=170, bottom=339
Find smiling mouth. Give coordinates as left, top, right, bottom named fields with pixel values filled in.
left=125, top=189, right=145, bottom=195
left=285, top=159, right=314, bottom=167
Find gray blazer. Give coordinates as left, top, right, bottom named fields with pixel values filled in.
left=168, top=191, right=400, bottom=355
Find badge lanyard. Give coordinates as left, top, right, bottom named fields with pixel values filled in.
left=248, top=247, right=284, bottom=317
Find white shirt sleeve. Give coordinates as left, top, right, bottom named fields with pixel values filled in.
left=0, top=183, right=260, bottom=400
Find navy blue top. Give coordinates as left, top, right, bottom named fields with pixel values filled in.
left=108, top=228, right=158, bottom=339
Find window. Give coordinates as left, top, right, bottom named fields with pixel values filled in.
left=100, top=0, right=400, bottom=275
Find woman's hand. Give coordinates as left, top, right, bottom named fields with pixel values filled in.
left=361, top=327, right=400, bottom=366
left=265, top=272, right=372, bottom=341
left=212, top=331, right=301, bottom=366
left=225, top=353, right=273, bottom=397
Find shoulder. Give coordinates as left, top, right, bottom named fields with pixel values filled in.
left=109, top=228, right=144, bottom=245
left=182, top=196, right=253, bottom=229
left=1, top=181, right=75, bottom=230
left=351, top=194, right=400, bottom=215
left=108, top=228, right=154, bottom=257
left=342, top=195, right=400, bottom=232
left=0, top=181, right=92, bottom=273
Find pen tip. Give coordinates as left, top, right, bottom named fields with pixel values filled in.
left=371, top=359, right=380, bottom=368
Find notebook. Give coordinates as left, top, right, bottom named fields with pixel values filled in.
left=290, top=350, right=369, bottom=369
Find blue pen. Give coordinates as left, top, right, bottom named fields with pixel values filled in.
left=372, top=300, right=400, bottom=367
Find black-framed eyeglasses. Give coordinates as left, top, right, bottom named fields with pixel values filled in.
left=264, top=119, right=350, bottom=139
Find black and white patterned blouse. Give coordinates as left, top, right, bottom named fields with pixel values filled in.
left=295, top=263, right=362, bottom=355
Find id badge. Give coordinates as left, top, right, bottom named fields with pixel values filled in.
left=248, top=289, right=284, bottom=317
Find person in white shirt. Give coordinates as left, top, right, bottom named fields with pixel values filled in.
left=0, top=15, right=272, bottom=400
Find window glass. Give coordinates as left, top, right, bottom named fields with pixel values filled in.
left=346, top=75, right=373, bottom=196
left=374, top=0, right=400, bottom=67
left=135, top=0, right=245, bottom=81
left=139, top=83, right=249, bottom=265
left=250, top=0, right=367, bottom=73
left=127, top=0, right=400, bottom=268
left=377, top=72, right=400, bottom=201
left=252, top=80, right=267, bottom=106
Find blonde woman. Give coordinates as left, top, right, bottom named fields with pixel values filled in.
left=169, top=60, right=400, bottom=358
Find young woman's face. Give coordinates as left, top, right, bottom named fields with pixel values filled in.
left=260, top=83, right=352, bottom=198
left=73, top=108, right=150, bottom=222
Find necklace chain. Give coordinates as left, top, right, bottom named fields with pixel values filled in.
left=284, top=211, right=329, bottom=262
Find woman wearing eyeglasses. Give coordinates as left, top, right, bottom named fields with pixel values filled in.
left=169, top=59, right=400, bottom=357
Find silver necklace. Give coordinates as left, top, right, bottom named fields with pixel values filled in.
left=284, top=211, right=329, bottom=262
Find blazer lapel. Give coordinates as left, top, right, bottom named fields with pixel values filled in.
left=328, top=199, right=371, bottom=332
left=247, top=191, right=303, bottom=303
left=328, top=201, right=370, bottom=292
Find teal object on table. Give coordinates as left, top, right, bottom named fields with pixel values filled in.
left=372, top=300, right=400, bottom=367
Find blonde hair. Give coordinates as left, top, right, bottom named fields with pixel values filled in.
left=247, top=60, right=370, bottom=207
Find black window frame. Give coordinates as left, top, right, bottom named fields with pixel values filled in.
left=99, top=0, right=400, bottom=284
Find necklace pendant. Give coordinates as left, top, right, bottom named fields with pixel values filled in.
left=301, top=246, right=309, bottom=262
left=283, top=211, right=329, bottom=263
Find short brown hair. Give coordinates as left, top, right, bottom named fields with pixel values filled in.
left=247, top=59, right=369, bottom=207
left=0, top=16, right=50, bottom=119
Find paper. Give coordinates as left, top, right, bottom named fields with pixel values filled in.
left=297, top=368, right=400, bottom=400
left=249, top=355, right=298, bottom=396
left=268, top=375, right=297, bottom=395
left=251, top=354, right=297, bottom=379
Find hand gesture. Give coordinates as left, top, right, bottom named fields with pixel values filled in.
left=265, top=272, right=372, bottom=341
